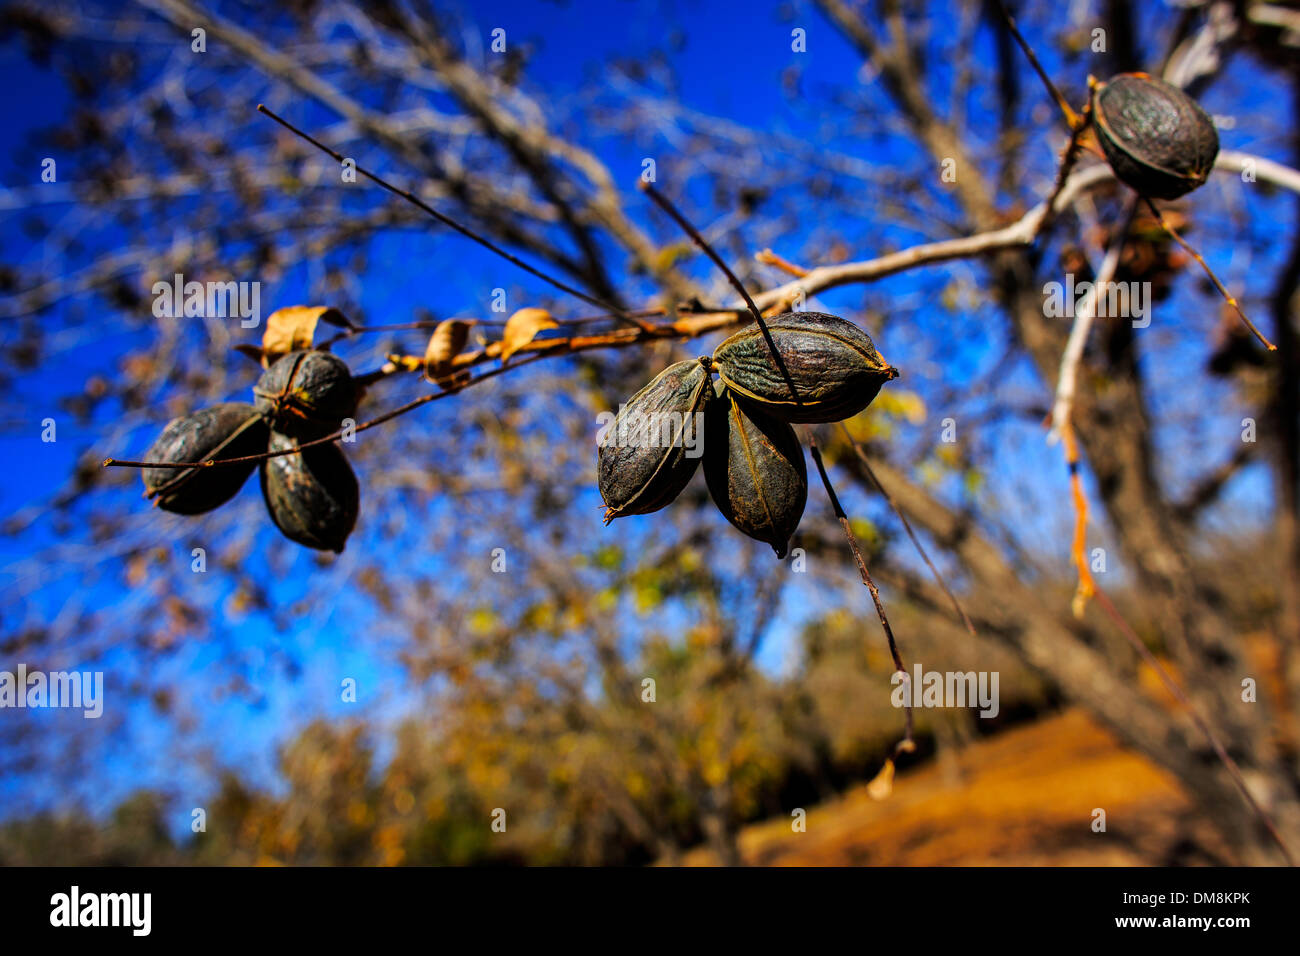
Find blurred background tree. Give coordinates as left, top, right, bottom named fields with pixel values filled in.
left=1, top=0, right=1298, bottom=865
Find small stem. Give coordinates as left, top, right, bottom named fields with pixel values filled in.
left=1141, top=195, right=1277, bottom=351
left=1033, top=91, right=1094, bottom=241
left=349, top=306, right=670, bottom=335
left=318, top=308, right=675, bottom=353
left=994, top=0, right=1079, bottom=129
left=837, top=423, right=979, bottom=640
left=755, top=248, right=810, bottom=278
left=808, top=440, right=914, bottom=754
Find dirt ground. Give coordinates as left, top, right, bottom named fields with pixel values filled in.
left=677, top=709, right=1230, bottom=866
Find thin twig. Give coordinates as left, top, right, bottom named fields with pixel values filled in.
left=256, top=104, right=657, bottom=334
left=1141, top=195, right=1277, bottom=351
left=837, top=423, right=979, bottom=640
left=1060, top=421, right=1096, bottom=619
left=340, top=306, right=670, bottom=336
left=755, top=248, right=810, bottom=278
left=808, top=441, right=914, bottom=764
left=104, top=351, right=553, bottom=470
left=994, top=0, right=1079, bottom=129
left=746, top=153, right=1300, bottom=315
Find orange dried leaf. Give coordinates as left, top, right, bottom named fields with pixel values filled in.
left=866, top=757, right=896, bottom=801
left=261, top=306, right=348, bottom=366
left=385, top=353, right=424, bottom=373
left=424, top=319, right=475, bottom=381
left=500, top=307, right=557, bottom=363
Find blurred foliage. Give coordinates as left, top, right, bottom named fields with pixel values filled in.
left=1, top=593, right=1049, bottom=866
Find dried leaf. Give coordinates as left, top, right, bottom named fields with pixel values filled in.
left=261, top=306, right=351, bottom=366
left=424, top=319, right=475, bottom=381
left=386, top=353, right=424, bottom=373
left=866, top=757, right=895, bottom=801
left=500, top=307, right=557, bottom=363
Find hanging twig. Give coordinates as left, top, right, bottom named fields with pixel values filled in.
left=1141, top=195, right=1276, bottom=350
left=837, top=423, right=979, bottom=640
left=1048, top=198, right=1138, bottom=446
left=755, top=248, right=810, bottom=278
left=1048, top=197, right=1136, bottom=616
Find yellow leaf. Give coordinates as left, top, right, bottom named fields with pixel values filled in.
left=385, top=353, right=424, bottom=373
left=654, top=243, right=690, bottom=272
left=499, top=307, right=557, bottom=363
left=866, top=757, right=895, bottom=800
left=424, top=319, right=475, bottom=381
left=261, top=306, right=350, bottom=366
